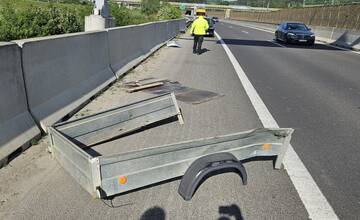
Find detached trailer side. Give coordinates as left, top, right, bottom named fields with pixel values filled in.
left=48, top=93, right=293, bottom=199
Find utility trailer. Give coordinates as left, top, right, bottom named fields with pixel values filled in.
left=48, top=93, right=293, bottom=200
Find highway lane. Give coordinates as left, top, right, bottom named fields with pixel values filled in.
left=216, top=21, right=360, bottom=219
left=0, top=34, right=309, bottom=220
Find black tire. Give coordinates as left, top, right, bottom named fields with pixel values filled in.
left=307, top=41, right=315, bottom=46
left=284, top=34, right=290, bottom=44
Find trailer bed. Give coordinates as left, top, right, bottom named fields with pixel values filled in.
left=49, top=93, right=293, bottom=198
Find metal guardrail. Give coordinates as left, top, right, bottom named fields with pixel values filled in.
left=49, top=93, right=293, bottom=199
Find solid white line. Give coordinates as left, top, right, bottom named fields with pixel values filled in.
left=241, top=31, right=249, bottom=34
left=215, top=31, right=339, bottom=220
left=235, top=23, right=274, bottom=33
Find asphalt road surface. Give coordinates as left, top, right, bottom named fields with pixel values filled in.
left=0, top=33, right=309, bottom=219
left=216, top=20, right=360, bottom=220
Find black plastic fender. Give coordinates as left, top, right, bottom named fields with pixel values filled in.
left=178, top=152, right=247, bottom=201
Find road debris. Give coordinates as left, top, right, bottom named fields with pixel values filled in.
left=144, top=81, right=224, bottom=104
left=166, top=41, right=181, bottom=48
left=124, top=78, right=167, bottom=93
left=126, top=82, right=164, bottom=93
left=54, top=93, right=183, bottom=147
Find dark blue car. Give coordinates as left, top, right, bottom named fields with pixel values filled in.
left=205, top=17, right=215, bottom=37
left=275, top=22, right=315, bottom=45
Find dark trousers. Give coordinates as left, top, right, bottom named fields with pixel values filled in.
left=193, top=35, right=204, bottom=53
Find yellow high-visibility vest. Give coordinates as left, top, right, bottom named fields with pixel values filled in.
left=191, top=16, right=209, bottom=35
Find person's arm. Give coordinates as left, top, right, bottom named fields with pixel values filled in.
left=191, top=20, right=196, bottom=34
left=205, top=19, right=209, bottom=31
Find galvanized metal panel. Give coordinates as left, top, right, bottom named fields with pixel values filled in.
left=50, top=93, right=293, bottom=199
left=55, top=93, right=182, bottom=146
left=50, top=93, right=183, bottom=196
left=49, top=127, right=95, bottom=195
left=99, top=128, right=292, bottom=196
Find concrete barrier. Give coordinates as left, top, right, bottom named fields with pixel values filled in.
left=108, top=19, right=184, bottom=78
left=169, top=20, right=179, bottom=38
left=0, top=19, right=184, bottom=165
left=141, top=23, right=157, bottom=54
left=302, top=26, right=359, bottom=50
left=155, top=21, right=169, bottom=44
left=179, top=19, right=187, bottom=33
left=108, top=23, right=154, bottom=78
left=16, top=31, right=116, bottom=132
left=229, top=5, right=360, bottom=31
left=0, top=43, right=41, bottom=164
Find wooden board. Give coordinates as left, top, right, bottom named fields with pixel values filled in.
left=125, top=82, right=164, bottom=93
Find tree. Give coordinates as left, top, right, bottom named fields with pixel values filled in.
left=141, top=0, right=160, bottom=15
left=0, top=1, right=83, bottom=41
left=158, top=3, right=182, bottom=20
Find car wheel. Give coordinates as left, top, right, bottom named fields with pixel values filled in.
left=284, top=34, right=290, bottom=44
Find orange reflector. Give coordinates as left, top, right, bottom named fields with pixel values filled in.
left=118, top=176, right=127, bottom=185
left=263, top=143, right=270, bottom=150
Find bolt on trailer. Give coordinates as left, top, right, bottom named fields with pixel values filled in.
left=48, top=93, right=293, bottom=199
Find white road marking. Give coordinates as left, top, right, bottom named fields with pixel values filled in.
left=267, top=40, right=286, bottom=48
left=241, top=31, right=249, bottom=34
left=224, top=21, right=360, bottom=55
left=215, top=31, right=339, bottom=220
left=234, top=23, right=274, bottom=33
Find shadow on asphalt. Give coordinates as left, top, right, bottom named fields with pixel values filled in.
left=79, top=116, right=179, bottom=155
left=139, top=204, right=244, bottom=220
left=199, top=48, right=211, bottom=54
left=219, top=38, right=343, bottom=51
left=220, top=39, right=279, bottom=47
left=219, top=204, right=244, bottom=220
left=140, top=206, right=166, bottom=220
left=177, top=37, right=219, bottom=42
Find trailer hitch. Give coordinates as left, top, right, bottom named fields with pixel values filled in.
left=178, top=152, right=247, bottom=201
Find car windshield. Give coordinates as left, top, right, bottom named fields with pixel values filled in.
left=286, top=23, right=308, bottom=31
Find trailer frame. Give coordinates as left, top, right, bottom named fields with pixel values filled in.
left=48, top=93, right=293, bottom=199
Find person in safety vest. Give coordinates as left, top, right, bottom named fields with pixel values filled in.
left=190, top=9, right=209, bottom=55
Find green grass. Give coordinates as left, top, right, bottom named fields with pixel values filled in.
left=0, top=0, right=91, bottom=10
left=0, top=0, right=92, bottom=41
left=0, top=0, right=182, bottom=41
